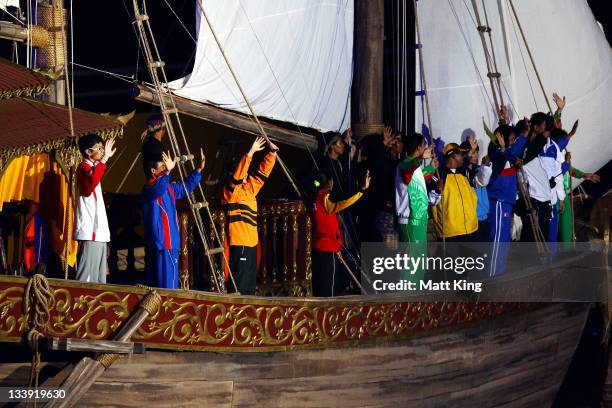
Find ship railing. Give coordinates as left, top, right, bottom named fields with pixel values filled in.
left=179, top=200, right=312, bottom=296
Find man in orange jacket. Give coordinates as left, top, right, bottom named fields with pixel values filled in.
left=222, top=137, right=278, bottom=295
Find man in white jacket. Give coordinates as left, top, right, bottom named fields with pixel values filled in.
left=521, top=114, right=565, bottom=244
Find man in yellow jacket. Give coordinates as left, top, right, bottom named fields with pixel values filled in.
left=432, top=143, right=478, bottom=241
left=222, top=137, right=278, bottom=295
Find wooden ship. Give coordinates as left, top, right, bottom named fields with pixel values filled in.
left=0, top=0, right=610, bottom=407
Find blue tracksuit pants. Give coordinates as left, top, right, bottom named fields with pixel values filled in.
left=145, top=248, right=180, bottom=289
left=487, top=199, right=513, bottom=277
left=548, top=203, right=559, bottom=254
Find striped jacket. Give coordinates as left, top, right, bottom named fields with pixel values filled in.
left=222, top=152, right=276, bottom=247
left=395, top=157, right=434, bottom=225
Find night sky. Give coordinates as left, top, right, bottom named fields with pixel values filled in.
left=69, top=0, right=196, bottom=114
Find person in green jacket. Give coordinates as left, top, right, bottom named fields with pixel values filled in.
left=395, top=133, right=437, bottom=281
left=557, top=151, right=599, bottom=242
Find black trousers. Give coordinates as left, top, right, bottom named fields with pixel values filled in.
left=520, top=199, right=551, bottom=242
left=443, top=232, right=478, bottom=243
left=311, top=251, right=352, bottom=297
left=474, top=220, right=489, bottom=242
left=229, top=245, right=257, bottom=295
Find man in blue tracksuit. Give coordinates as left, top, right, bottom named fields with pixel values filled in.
left=141, top=149, right=205, bottom=289
left=486, top=123, right=527, bottom=276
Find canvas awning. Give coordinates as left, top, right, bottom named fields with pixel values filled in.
left=0, top=58, right=51, bottom=100
left=0, top=97, right=124, bottom=157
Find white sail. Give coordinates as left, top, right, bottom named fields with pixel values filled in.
left=417, top=0, right=612, bottom=173
left=171, top=0, right=354, bottom=133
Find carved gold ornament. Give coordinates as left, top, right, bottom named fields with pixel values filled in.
left=0, top=277, right=535, bottom=352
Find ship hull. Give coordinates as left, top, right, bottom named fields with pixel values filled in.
left=0, top=290, right=588, bottom=407
left=86, top=303, right=587, bottom=407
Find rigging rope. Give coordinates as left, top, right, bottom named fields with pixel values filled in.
left=26, top=0, right=30, bottom=68
left=479, top=0, right=504, bottom=108
left=414, top=0, right=445, bottom=249
left=505, top=0, right=539, bottom=112
left=446, top=0, right=496, bottom=115
left=70, top=62, right=135, bottom=83
left=133, top=0, right=235, bottom=294
left=462, top=0, right=549, bottom=250
left=195, top=0, right=301, bottom=197
left=161, top=0, right=246, bottom=120
left=137, top=7, right=221, bottom=290
left=507, top=0, right=552, bottom=113
left=451, top=0, right=519, bottom=120
left=1, top=7, right=25, bottom=25
left=468, top=0, right=501, bottom=119
left=69, top=0, right=74, bottom=105
left=466, top=0, right=519, bottom=119
left=136, top=1, right=363, bottom=268
left=236, top=0, right=319, bottom=169
left=59, top=1, right=76, bottom=280
left=141, top=0, right=239, bottom=294
left=165, top=0, right=363, bottom=260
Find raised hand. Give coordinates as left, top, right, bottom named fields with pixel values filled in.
left=104, top=138, right=117, bottom=159
left=431, top=156, right=440, bottom=169
left=248, top=137, right=266, bottom=156
left=342, top=128, right=353, bottom=145
left=422, top=145, right=434, bottom=160
left=553, top=93, right=566, bottom=111
left=569, top=119, right=579, bottom=137
left=469, top=137, right=478, bottom=152
left=499, top=105, right=508, bottom=122
left=362, top=170, right=371, bottom=191
left=197, top=148, right=206, bottom=171
left=583, top=173, right=600, bottom=183
left=162, top=151, right=176, bottom=173
left=383, top=126, right=394, bottom=147
left=482, top=155, right=491, bottom=166
left=495, top=131, right=505, bottom=149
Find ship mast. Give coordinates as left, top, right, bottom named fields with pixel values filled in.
left=352, top=0, right=385, bottom=140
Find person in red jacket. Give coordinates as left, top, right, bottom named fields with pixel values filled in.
left=310, top=170, right=370, bottom=297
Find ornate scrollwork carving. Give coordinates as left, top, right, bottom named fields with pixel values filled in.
left=0, top=279, right=534, bottom=352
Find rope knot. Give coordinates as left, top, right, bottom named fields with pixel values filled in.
left=22, top=272, right=54, bottom=394
left=23, top=272, right=55, bottom=335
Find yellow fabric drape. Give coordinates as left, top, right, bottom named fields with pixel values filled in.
left=0, top=153, right=77, bottom=266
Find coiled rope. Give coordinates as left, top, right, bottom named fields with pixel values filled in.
left=22, top=272, right=55, bottom=407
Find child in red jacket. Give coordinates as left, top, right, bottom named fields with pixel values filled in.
left=310, top=170, right=370, bottom=297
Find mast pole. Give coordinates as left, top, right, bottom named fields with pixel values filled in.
left=352, top=0, right=385, bottom=140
